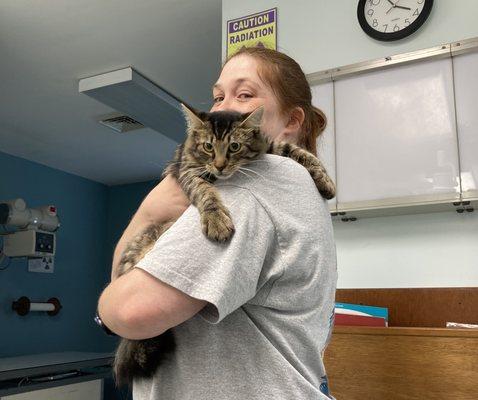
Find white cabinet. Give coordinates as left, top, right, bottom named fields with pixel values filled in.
left=1, top=380, right=102, bottom=400
left=311, top=82, right=337, bottom=211
left=452, top=51, right=478, bottom=200
left=334, top=58, right=461, bottom=211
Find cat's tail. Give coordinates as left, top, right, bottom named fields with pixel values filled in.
left=113, top=331, right=176, bottom=387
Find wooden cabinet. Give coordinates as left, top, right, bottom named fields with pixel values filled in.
left=453, top=51, right=478, bottom=201
left=324, top=326, right=478, bottom=400
left=324, top=288, right=478, bottom=399
left=334, top=58, right=461, bottom=210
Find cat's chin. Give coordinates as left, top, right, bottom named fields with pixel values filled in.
left=216, top=174, right=233, bottom=180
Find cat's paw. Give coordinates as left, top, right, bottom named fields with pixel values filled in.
left=309, top=165, right=336, bottom=200
left=201, top=209, right=235, bottom=242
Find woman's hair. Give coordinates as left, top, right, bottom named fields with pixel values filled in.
left=224, top=47, right=327, bottom=155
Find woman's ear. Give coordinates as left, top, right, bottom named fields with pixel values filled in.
left=281, top=107, right=305, bottom=142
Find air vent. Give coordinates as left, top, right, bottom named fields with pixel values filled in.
left=79, top=67, right=186, bottom=142
left=99, top=114, right=145, bottom=133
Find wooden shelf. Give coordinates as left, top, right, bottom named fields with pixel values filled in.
left=334, top=325, right=478, bottom=338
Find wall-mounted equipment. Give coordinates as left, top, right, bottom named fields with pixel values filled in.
left=12, top=296, right=62, bottom=316
left=0, top=199, right=59, bottom=270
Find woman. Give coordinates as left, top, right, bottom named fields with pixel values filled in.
left=99, top=47, right=337, bottom=399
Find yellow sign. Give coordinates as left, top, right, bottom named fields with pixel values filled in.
left=227, top=8, right=277, bottom=58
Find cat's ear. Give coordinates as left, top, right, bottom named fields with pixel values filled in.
left=240, top=106, right=264, bottom=130
left=181, top=103, right=204, bottom=132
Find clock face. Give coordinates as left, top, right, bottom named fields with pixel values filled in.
left=357, top=0, right=433, bottom=41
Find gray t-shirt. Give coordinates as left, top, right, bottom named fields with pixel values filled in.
left=133, top=154, right=337, bottom=400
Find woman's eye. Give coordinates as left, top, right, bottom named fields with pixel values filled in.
left=213, top=96, right=224, bottom=103
left=203, top=142, right=214, bottom=152
left=238, top=93, right=253, bottom=99
left=229, top=142, right=241, bottom=152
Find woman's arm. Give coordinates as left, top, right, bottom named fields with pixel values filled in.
left=110, top=175, right=190, bottom=281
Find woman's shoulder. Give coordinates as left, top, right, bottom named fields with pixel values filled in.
left=259, top=154, right=319, bottom=188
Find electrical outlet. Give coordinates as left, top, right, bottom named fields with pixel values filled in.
left=28, top=256, right=54, bottom=273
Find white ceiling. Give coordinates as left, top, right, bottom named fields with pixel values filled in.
left=0, top=0, right=222, bottom=186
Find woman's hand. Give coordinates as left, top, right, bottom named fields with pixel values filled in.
left=138, top=174, right=190, bottom=224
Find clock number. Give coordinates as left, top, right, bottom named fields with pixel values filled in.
left=367, top=9, right=374, bottom=16
left=369, top=0, right=381, bottom=5
left=413, top=8, right=419, bottom=16
left=383, top=24, right=388, bottom=32
left=372, top=19, right=378, bottom=28
left=417, top=0, right=424, bottom=3
left=393, top=24, right=400, bottom=32
left=404, top=18, right=410, bottom=25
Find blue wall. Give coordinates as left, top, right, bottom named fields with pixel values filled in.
left=0, top=151, right=157, bottom=399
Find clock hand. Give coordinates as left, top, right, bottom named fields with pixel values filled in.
left=395, top=5, right=411, bottom=10
left=386, top=6, right=394, bottom=14
left=387, top=0, right=396, bottom=5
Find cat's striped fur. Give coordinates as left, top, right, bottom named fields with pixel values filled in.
left=113, top=105, right=336, bottom=386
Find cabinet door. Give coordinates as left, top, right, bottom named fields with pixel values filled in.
left=311, top=82, right=337, bottom=211
left=334, top=58, right=460, bottom=209
left=452, top=51, right=478, bottom=200
left=2, top=380, right=102, bottom=400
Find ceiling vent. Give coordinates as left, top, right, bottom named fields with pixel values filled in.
left=98, top=114, right=145, bottom=133
left=79, top=67, right=186, bottom=142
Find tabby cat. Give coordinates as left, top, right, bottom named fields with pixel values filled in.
left=113, top=104, right=336, bottom=386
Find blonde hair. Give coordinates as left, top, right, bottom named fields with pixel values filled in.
left=224, top=47, right=326, bottom=155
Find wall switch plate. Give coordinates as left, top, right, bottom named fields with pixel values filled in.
left=28, top=256, right=54, bottom=273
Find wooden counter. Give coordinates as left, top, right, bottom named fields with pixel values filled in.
left=324, top=326, right=478, bottom=400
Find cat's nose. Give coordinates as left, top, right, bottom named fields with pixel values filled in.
left=215, top=164, right=225, bottom=172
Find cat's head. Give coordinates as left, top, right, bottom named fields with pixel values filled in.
left=181, top=104, right=268, bottom=180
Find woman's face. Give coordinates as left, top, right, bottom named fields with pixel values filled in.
left=210, top=54, right=289, bottom=141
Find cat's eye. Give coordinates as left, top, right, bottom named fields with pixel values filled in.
left=203, top=142, right=214, bottom=152
left=229, top=142, right=241, bottom=152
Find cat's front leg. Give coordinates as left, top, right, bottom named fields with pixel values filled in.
left=178, top=171, right=235, bottom=242
left=269, top=141, right=336, bottom=200
left=117, top=222, right=173, bottom=277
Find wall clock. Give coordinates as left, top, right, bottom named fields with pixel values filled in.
left=357, top=0, right=434, bottom=41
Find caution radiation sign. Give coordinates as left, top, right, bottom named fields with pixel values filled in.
left=227, top=8, right=277, bottom=57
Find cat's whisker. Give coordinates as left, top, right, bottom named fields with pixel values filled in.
left=244, top=159, right=269, bottom=163
left=236, top=169, right=253, bottom=180
left=178, top=173, right=202, bottom=185
left=238, top=167, right=267, bottom=180
left=180, top=170, right=209, bottom=188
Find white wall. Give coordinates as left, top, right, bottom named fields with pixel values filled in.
left=222, top=0, right=478, bottom=72
left=222, top=0, right=478, bottom=288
